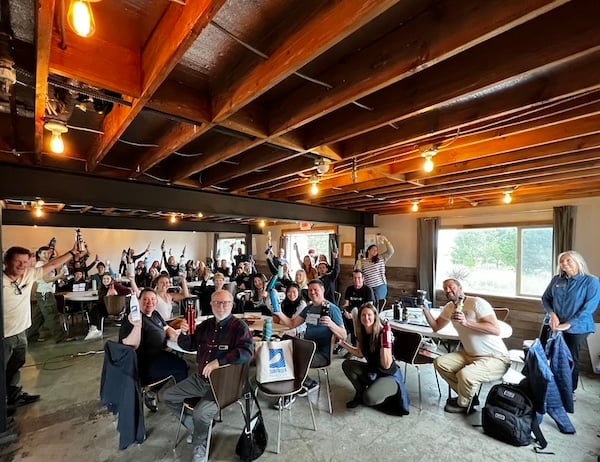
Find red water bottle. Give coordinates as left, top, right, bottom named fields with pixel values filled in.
left=186, top=304, right=196, bottom=335
left=382, top=320, right=393, bottom=348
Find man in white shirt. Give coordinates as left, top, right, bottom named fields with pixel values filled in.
left=3, top=242, right=85, bottom=407
left=422, top=278, right=510, bottom=414
left=28, top=246, right=66, bottom=343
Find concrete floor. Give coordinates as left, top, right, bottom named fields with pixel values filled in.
left=3, top=325, right=600, bottom=462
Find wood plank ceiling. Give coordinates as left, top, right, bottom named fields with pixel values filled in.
left=0, top=0, right=599, bottom=223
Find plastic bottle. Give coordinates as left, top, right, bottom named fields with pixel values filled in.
left=263, top=317, right=273, bottom=341
left=382, top=320, right=393, bottom=348
left=393, top=301, right=402, bottom=320
left=91, top=278, right=98, bottom=291
left=456, top=295, right=465, bottom=312
left=130, top=293, right=141, bottom=322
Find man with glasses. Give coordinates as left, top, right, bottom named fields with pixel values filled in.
left=164, top=289, right=253, bottom=462
left=3, top=242, right=86, bottom=410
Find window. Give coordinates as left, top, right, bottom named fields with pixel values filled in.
left=215, top=236, right=246, bottom=267
left=436, top=226, right=553, bottom=297
left=285, top=231, right=335, bottom=273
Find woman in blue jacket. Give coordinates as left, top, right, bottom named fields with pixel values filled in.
left=542, top=250, right=600, bottom=390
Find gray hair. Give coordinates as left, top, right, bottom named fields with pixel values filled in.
left=442, top=278, right=462, bottom=288
left=556, top=250, right=589, bottom=275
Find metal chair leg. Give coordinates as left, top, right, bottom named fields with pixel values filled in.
left=416, top=367, right=422, bottom=411
left=173, top=403, right=186, bottom=451
left=276, top=397, right=283, bottom=454
left=323, top=368, right=332, bottom=414
left=204, top=421, right=213, bottom=462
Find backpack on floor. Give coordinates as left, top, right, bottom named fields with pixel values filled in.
left=482, top=383, right=547, bottom=449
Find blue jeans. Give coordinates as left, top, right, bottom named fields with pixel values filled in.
left=372, top=284, right=388, bottom=305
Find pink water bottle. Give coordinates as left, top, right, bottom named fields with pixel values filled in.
left=382, top=320, right=393, bottom=349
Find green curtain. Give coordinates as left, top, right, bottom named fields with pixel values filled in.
left=553, top=206, right=575, bottom=262
left=417, top=217, right=440, bottom=306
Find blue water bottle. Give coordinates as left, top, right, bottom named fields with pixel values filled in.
left=263, top=318, right=273, bottom=341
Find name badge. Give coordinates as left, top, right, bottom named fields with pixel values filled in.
left=218, top=345, right=229, bottom=351
left=306, top=313, right=320, bottom=326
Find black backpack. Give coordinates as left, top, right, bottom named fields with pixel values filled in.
left=482, top=383, right=547, bottom=450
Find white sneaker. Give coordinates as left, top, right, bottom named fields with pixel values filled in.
left=186, top=434, right=193, bottom=444
left=84, top=327, right=103, bottom=341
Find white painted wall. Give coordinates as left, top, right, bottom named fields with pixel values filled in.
left=2, top=226, right=209, bottom=270
left=369, top=196, right=599, bottom=274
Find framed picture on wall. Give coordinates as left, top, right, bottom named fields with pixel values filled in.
left=341, top=242, right=354, bottom=257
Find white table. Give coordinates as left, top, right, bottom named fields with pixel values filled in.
left=380, top=308, right=513, bottom=340
left=64, top=290, right=99, bottom=302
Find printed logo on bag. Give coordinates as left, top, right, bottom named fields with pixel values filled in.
left=503, top=390, right=515, bottom=399
left=268, top=348, right=288, bottom=375
left=494, top=412, right=506, bottom=421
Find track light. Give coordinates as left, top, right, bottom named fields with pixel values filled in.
left=44, top=119, right=68, bottom=154
left=421, top=148, right=438, bottom=173
left=67, top=0, right=100, bottom=38
left=503, top=191, right=513, bottom=204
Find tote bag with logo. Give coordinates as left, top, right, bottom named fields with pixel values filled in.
left=255, top=339, right=294, bottom=383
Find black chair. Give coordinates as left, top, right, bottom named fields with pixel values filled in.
left=56, top=293, right=89, bottom=337
left=255, top=336, right=316, bottom=454
left=173, top=363, right=248, bottom=460
left=392, top=329, right=441, bottom=411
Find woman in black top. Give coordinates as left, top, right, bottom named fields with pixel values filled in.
left=339, top=302, right=401, bottom=409
left=119, top=288, right=188, bottom=386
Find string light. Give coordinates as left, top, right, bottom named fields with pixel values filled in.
left=44, top=120, right=68, bottom=154
left=32, top=200, right=44, bottom=218
left=421, top=148, right=438, bottom=173
left=503, top=191, right=513, bottom=204
left=309, top=174, right=319, bottom=196
left=67, top=0, right=99, bottom=38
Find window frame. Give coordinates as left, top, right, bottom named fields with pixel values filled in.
left=437, top=221, right=553, bottom=298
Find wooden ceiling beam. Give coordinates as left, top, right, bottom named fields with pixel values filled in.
left=200, top=150, right=295, bottom=188
left=316, top=137, right=600, bottom=205
left=131, top=123, right=211, bottom=178
left=172, top=137, right=263, bottom=183
left=211, top=0, right=400, bottom=122
left=342, top=51, right=600, bottom=158
left=34, top=0, right=55, bottom=160
left=87, top=0, right=226, bottom=171
left=269, top=0, right=567, bottom=136
left=326, top=160, right=600, bottom=207
left=303, top=1, right=600, bottom=148
left=226, top=157, right=315, bottom=193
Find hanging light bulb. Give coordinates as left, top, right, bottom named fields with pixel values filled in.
left=411, top=201, right=420, bottom=212
left=44, top=120, right=68, bottom=154
left=259, top=220, right=265, bottom=228
left=503, top=191, right=513, bottom=204
left=67, top=0, right=99, bottom=38
left=169, top=213, right=178, bottom=223
left=421, top=148, right=438, bottom=173
left=309, top=174, right=319, bottom=196
left=197, top=212, right=204, bottom=218
left=32, top=200, right=44, bottom=218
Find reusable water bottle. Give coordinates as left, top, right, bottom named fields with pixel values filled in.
left=130, top=293, right=141, bottom=322
left=263, top=317, right=273, bottom=341
left=382, top=320, right=393, bottom=348
left=186, top=304, right=196, bottom=336
left=393, top=301, right=402, bottom=320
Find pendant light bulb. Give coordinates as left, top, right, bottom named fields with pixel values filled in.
left=49, top=132, right=64, bottom=154
left=423, top=155, right=434, bottom=173
left=169, top=214, right=177, bottom=224
left=68, top=0, right=97, bottom=38
left=411, top=201, right=419, bottom=212
left=503, top=191, right=512, bottom=204
left=311, top=182, right=319, bottom=196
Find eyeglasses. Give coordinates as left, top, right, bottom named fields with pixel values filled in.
left=211, top=300, right=233, bottom=307
left=10, top=281, right=27, bottom=295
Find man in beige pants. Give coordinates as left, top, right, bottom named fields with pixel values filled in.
left=422, top=279, right=510, bottom=414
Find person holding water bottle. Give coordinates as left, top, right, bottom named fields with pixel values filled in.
left=339, top=302, right=409, bottom=413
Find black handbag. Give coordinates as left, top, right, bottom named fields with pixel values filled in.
left=235, top=384, right=268, bottom=461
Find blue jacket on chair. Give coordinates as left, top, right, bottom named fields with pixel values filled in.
left=100, top=341, right=146, bottom=449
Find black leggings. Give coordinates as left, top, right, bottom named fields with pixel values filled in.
left=562, top=332, right=589, bottom=390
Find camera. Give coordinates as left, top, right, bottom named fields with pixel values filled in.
left=320, top=302, right=330, bottom=318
